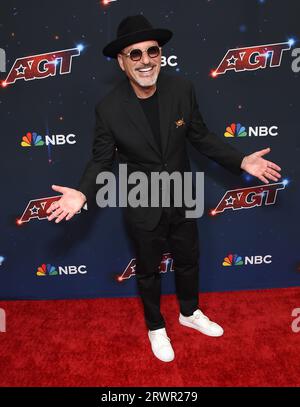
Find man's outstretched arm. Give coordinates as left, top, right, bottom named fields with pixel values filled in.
left=47, top=104, right=116, bottom=223
left=186, top=83, right=281, bottom=183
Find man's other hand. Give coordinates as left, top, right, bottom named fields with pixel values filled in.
left=241, top=147, right=281, bottom=184
left=46, top=185, right=87, bottom=223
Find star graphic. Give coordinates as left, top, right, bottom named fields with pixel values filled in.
left=29, top=205, right=40, bottom=215
left=227, top=56, right=238, bottom=66
left=225, top=196, right=236, bottom=206
left=16, top=64, right=27, bottom=75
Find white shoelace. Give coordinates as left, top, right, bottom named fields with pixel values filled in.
left=193, top=310, right=211, bottom=323
left=194, top=310, right=205, bottom=317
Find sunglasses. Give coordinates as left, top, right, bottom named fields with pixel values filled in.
left=121, top=45, right=162, bottom=61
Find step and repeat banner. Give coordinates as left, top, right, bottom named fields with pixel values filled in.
left=0, top=0, right=299, bottom=299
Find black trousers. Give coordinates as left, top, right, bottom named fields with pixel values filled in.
left=127, top=207, right=200, bottom=331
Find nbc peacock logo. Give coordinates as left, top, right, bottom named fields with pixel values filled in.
left=224, top=123, right=247, bottom=138
left=21, top=132, right=44, bottom=147
left=222, top=253, right=273, bottom=268
left=36, top=263, right=58, bottom=276
left=20, top=131, right=76, bottom=148
left=35, top=263, right=87, bottom=276
left=222, top=254, right=244, bottom=266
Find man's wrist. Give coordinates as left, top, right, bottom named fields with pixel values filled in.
left=78, top=190, right=87, bottom=204
left=78, top=191, right=88, bottom=210
left=240, top=155, right=248, bottom=171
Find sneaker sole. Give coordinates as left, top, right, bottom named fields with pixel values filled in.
left=151, top=353, right=175, bottom=362
left=179, top=318, right=224, bottom=337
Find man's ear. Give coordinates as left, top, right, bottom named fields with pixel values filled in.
left=117, top=54, right=125, bottom=71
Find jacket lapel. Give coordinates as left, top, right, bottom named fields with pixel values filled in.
left=122, top=73, right=172, bottom=159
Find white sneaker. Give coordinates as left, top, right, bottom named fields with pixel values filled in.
left=179, top=309, right=224, bottom=337
left=148, top=327, right=175, bottom=362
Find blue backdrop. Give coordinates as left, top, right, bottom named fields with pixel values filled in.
left=0, top=0, right=299, bottom=299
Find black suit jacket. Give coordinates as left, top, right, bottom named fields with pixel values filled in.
left=78, top=72, right=245, bottom=230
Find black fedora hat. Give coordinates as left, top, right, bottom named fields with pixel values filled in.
left=102, top=15, right=173, bottom=58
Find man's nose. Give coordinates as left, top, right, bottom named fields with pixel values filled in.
left=140, top=50, right=150, bottom=65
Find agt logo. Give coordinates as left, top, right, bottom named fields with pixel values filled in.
left=1, top=46, right=83, bottom=88
left=224, top=123, right=278, bottom=138
left=222, top=253, right=272, bottom=267
left=36, top=263, right=87, bottom=276
left=211, top=181, right=287, bottom=215
left=20, top=132, right=77, bottom=147
left=17, top=195, right=85, bottom=224
left=211, top=40, right=295, bottom=77
left=117, top=253, right=174, bottom=282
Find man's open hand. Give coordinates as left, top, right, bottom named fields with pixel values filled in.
left=241, top=147, right=281, bottom=184
left=46, top=185, right=87, bottom=223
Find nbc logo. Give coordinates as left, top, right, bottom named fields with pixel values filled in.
left=224, top=123, right=278, bottom=138
left=37, top=264, right=58, bottom=276
left=21, top=132, right=76, bottom=147
left=161, top=55, right=178, bottom=67
left=21, top=132, right=44, bottom=147
left=222, top=253, right=272, bottom=267
left=36, top=263, right=87, bottom=276
left=224, top=123, right=247, bottom=138
left=223, top=254, right=244, bottom=266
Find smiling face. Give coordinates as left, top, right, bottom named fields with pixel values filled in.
left=117, top=40, right=161, bottom=96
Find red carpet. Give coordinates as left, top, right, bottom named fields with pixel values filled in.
left=0, top=287, right=299, bottom=387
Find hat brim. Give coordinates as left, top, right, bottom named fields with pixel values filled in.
left=102, top=28, right=173, bottom=58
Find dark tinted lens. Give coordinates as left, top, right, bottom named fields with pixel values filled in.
left=129, top=49, right=142, bottom=61
left=148, top=46, right=160, bottom=58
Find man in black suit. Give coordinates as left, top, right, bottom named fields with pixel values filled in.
left=47, top=15, right=281, bottom=362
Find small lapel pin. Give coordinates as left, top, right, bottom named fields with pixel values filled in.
left=175, top=118, right=185, bottom=128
